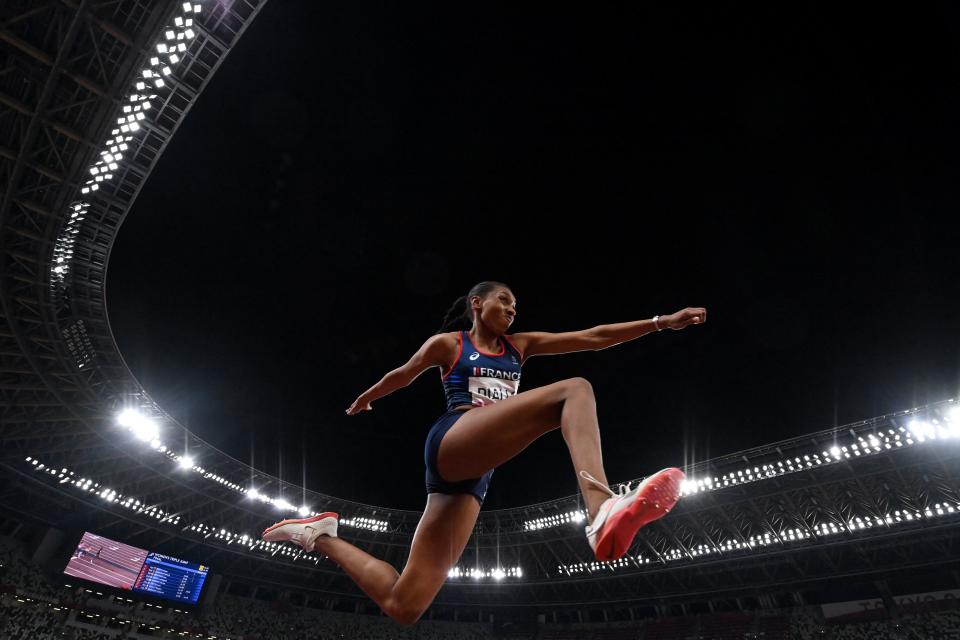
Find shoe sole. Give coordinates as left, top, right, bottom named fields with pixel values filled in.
left=261, top=512, right=339, bottom=539
left=594, top=468, right=684, bottom=561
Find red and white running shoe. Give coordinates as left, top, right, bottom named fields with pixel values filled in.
left=581, top=468, right=684, bottom=562
left=261, top=512, right=339, bottom=552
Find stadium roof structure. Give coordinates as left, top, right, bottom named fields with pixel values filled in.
left=3, top=0, right=960, bottom=618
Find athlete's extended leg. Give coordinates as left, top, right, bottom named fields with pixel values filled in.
left=437, top=377, right=684, bottom=561
left=437, top=378, right=612, bottom=521
left=309, top=492, right=479, bottom=626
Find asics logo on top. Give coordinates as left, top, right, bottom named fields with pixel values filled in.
left=469, top=352, right=480, bottom=361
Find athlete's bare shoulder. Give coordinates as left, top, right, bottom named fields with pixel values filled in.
left=436, top=330, right=461, bottom=354
left=429, top=331, right=461, bottom=373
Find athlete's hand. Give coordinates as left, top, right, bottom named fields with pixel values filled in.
left=346, top=396, right=372, bottom=416
left=664, top=307, right=707, bottom=330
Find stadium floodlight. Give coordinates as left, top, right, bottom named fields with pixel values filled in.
left=949, top=419, right=960, bottom=438
left=179, top=456, right=194, bottom=469
left=910, top=420, right=934, bottom=441
left=492, top=568, right=505, bottom=580
left=117, top=410, right=159, bottom=442
left=298, top=505, right=311, bottom=516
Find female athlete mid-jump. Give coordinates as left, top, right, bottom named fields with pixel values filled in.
left=263, top=281, right=706, bottom=625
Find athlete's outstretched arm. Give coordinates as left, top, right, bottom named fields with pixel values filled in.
left=346, top=333, right=456, bottom=415
left=510, top=307, right=706, bottom=360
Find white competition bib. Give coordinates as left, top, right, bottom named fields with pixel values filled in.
left=468, top=376, right=520, bottom=406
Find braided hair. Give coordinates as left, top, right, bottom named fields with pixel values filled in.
left=436, top=281, right=511, bottom=334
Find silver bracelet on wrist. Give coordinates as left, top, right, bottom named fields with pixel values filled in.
left=653, top=315, right=662, bottom=331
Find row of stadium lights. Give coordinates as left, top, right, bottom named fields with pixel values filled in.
left=525, top=510, right=586, bottom=530
left=51, top=202, right=89, bottom=290
left=24, top=458, right=180, bottom=526
left=557, top=502, right=960, bottom=576
left=528, top=403, right=959, bottom=533
left=82, top=2, right=199, bottom=195
left=187, top=522, right=323, bottom=564
left=447, top=566, right=523, bottom=580
left=678, top=404, right=960, bottom=497
left=25, top=454, right=386, bottom=535
left=52, top=2, right=202, bottom=288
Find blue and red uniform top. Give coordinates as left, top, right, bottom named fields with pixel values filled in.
left=441, top=331, right=523, bottom=410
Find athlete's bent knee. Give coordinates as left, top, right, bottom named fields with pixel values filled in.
left=385, top=598, right=426, bottom=626
left=565, top=377, right=594, bottom=398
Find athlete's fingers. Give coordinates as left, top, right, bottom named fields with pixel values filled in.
left=346, top=401, right=372, bottom=415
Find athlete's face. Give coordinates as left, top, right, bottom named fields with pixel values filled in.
left=473, top=288, right=517, bottom=334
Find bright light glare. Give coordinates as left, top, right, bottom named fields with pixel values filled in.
left=179, top=456, right=194, bottom=469
left=117, top=410, right=159, bottom=442
left=117, top=409, right=139, bottom=427
left=911, top=420, right=934, bottom=441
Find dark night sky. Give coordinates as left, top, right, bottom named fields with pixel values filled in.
left=107, top=3, right=960, bottom=511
